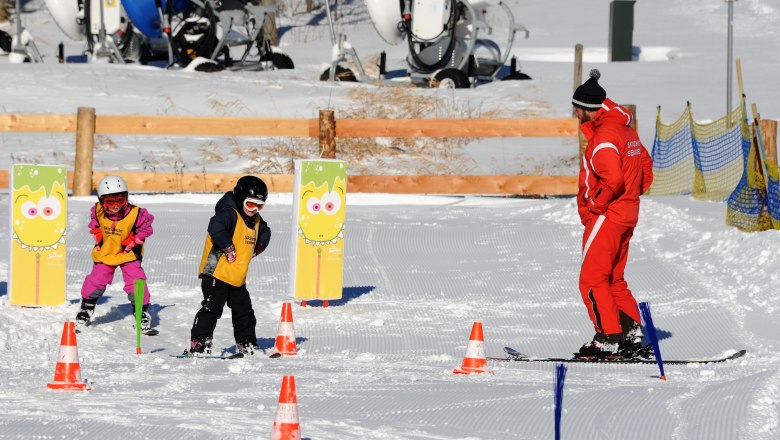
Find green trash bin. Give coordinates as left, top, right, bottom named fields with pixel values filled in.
left=609, top=0, right=636, bottom=62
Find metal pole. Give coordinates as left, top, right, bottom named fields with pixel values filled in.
left=324, top=0, right=337, bottom=46
left=726, top=0, right=735, bottom=114
left=12, top=0, right=22, bottom=51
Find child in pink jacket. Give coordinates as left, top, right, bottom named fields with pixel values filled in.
left=76, top=175, right=157, bottom=334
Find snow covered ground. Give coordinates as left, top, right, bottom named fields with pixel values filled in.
left=1, top=194, right=779, bottom=439
left=1, top=0, right=780, bottom=438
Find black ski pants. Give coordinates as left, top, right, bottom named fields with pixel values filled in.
left=191, top=275, right=257, bottom=345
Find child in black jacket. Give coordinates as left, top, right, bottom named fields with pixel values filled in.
left=188, top=175, right=271, bottom=356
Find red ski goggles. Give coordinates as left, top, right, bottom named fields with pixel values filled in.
left=101, top=193, right=127, bottom=209
left=243, top=197, right=265, bottom=212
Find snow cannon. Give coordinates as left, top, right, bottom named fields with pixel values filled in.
left=121, top=0, right=191, bottom=38
left=45, top=0, right=87, bottom=41
left=364, top=0, right=530, bottom=88
left=365, top=0, right=403, bottom=45
left=46, top=0, right=128, bottom=41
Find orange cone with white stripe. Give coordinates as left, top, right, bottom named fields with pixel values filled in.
left=273, top=302, right=297, bottom=356
left=272, top=375, right=301, bottom=440
left=47, top=321, right=91, bottom=391
left=453, top=321, right=492, bottom=375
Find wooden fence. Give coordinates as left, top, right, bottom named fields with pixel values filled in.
left=0, top=108, right=581, bottom=195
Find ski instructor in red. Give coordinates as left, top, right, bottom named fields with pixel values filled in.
left=572, top=69, right=653, bottom=358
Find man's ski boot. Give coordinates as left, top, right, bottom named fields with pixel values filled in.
left=619, top=312, right=646, bottom=359
left=75, top=298, right=97, bottom=332
left=575, top=332, right=623, bottom=359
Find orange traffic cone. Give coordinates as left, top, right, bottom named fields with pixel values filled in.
left=272, top=375, right=301, bottom=440
left=453, top=321, right=492, bottom=375
left=273, top=302, right=297, bottom=356
left=47, top=321, right=91, bottom=391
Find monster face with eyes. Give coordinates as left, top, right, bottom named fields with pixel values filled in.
left=10, top=165, right=68, bottom=306
left=292, top=161, right=347, bottom=301
left=297, top=176, right=345, bottom=245
left=13, top=181, right=67, bottom=251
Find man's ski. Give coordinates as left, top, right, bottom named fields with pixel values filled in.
left=491, top=346, right=747, bottom=365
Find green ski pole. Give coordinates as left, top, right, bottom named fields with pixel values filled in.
left=135, top=279, right=144, bottom=355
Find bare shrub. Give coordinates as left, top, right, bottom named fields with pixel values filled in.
left=333, top=87, right=484, bottom=175
left=94, top=135, right=118, bottom=152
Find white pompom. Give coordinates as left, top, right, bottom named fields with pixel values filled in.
left=589, top=69, right=601, bottom=80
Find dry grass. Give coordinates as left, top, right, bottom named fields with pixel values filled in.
left=330, top=87, right=497, bottom=175
left=126, top=85, right=510, bottom=176
left=230, top=86, right=502, bottom=176
left=207, top=95, right=250, bottom=116
left=140, top=144, right=186, bottom=173
left=94, top=135, right=119, bottom=152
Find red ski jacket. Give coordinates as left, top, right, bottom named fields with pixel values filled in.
left=577, top=98, right=653, bottom=227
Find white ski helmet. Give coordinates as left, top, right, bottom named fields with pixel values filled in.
left=97, top=175, right=128, bottom=197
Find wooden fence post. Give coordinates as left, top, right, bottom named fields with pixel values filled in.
left=319, top=109, right=336, bottom=159
left=760, top=119, right=777, bottom=166
left=572, top=44, right=583, bottom=114
left=625, top=104, right=637, bottom=132
left=73, top=107, right=96, bottom=196
left=574, top=44, right=587, bottom=162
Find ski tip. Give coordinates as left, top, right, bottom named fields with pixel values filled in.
left=268, top=352, right=282, bottom=359
left=730, top=349, right=747, bottom=360
left=503, top=346, right=528, bottom=358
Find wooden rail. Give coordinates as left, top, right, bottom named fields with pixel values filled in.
left=0, top=171, right=577, bottom=195
left=0, top=110, right=581, bottom=195
left=0, top=114, right=578, bottom=137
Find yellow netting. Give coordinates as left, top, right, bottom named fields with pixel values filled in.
left=648, top=103, right=745, bottom=201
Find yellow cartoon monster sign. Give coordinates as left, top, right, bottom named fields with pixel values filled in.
left=10, top=165, right=67, bottom=306
left=290, top=159, right=347, bottom=301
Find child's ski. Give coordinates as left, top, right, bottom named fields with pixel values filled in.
left=171, top=352, right=232, bottom=360
left=171, top=350, right=282, bottom=359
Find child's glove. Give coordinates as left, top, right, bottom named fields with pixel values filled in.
left=223, top=243, right=236, bottom=263
left=90, top=227, right=103, bottom=250
left=121, top=234, right=144, bottom=253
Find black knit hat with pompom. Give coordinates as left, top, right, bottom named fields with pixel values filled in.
left=572, top=69, right=606, bottom=110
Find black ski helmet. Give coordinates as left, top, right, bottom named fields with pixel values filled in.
left=233, top=175, right=268, bottom=204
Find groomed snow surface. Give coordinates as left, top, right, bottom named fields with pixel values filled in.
left=2, top=0, right=780, bottom=438
left=1, top=194, right=779, bottom=439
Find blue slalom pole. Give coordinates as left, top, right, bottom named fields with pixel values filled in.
left=639, top=302, right=666, bottom=380
left=554, top=363, right=568, bottom=440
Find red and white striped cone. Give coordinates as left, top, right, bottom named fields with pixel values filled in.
left=273, top=302, right=297, bottom=356
left=271, top=375, right=301, bottom=440
left=47, top=321, right=91, bottom=391
left=453, top=321, right=492, bottom=375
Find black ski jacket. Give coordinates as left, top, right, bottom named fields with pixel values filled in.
left=208, top=192, right=271, bottom=256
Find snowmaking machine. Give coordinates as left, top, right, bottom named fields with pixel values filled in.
left=123, top=0, right=294, bottom=71
left=2, top=0, right=43, bottom=63
left=45, top=0, right=154, bottom=63
left=364, top=0, right=529, bottom=88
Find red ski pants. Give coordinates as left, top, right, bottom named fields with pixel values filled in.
left=579, top=215, right=641, bottom=335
